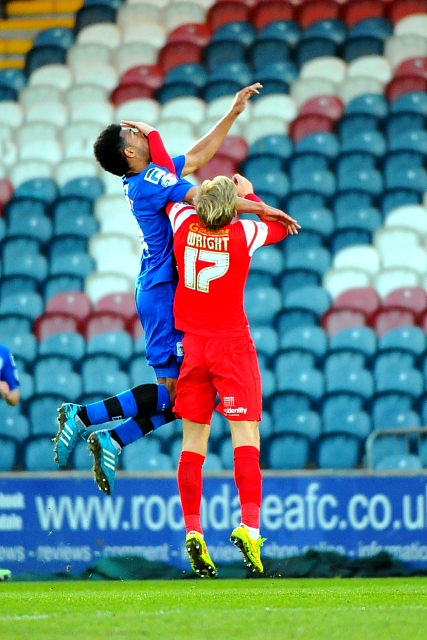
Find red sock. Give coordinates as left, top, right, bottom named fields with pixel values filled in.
left=234, top=445, right=262, bottom=529
left=177, top=450, right=205, bottom=534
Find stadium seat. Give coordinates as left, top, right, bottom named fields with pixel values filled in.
left=378, top=326, right=426, bottom=358
left=325, top=366, right=374, bottom=402
left=276, top=368, right=324, bottom=403
left=27, top=394, right=64, bottom=436
left=264, top=433, right=310, bottom=470
left=280, top=326, right=328, bottom=360
left=0, top=414, right=30, bottom=442
left=375, top=367, right=423, bottom=400
left=81, top=365, right=129, bottom=397
left=333, top=287, right=381, bottom=317
left=324, top=350, right=367, bottom=378
left=80, top=312, right=127, bottom=340
left=372, top=308, right=416, bottom=336
left=322, top=407, right=371, bottom=439
left=322, top=309, right=367, bottom=337
left=0, top=436, right=18, bottom=471
left=374, top=268, right=422, bottom=299
left=45, top=291, right=92, bottom=321
left=0, top=291, right=43, bottom=320
left=24, top=435, right=59, bottom=472
left=34, top=313, right=79, bottom=340
left=315, top=433, right=362, bottom=470
left=87, top=331, right=133, bottom=365
left=245, top=287, right=282, bottom=326
left=342, top=35, right=383, bottom=63
left=39, top=331, right=86, bottom=361
left=376, top=454, right=422, bottom=471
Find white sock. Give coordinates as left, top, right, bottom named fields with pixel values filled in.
left=241, top=523, right=260, bottom=539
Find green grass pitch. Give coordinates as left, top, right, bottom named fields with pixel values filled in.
left=1, top=578, right=426, bottom=639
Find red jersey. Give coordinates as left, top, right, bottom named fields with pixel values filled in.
left=167, top=200, right=288, bottom=338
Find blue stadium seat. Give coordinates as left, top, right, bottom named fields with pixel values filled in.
left=209, top=61, right=253, bottom=87
left=50, top=252, right=95, bottom=278
left=6, top=198, right=52, bottom=242
left=372, top=394, right=413, bottom=430
left=325, top=367, right=374, bottom=402
left=385, top=166, right=427, bottom=194
left=52, top=196, right=95, bottom=233
left=295, top=36, right=338, bottom=67
left=285, top=247, right=331, bottom=276
left=280, top=326, right=328, bottom=359
left=371, top=435, right=409, bottom=469
left=337, top=166, right=383, bottom=196
left=35, top=27, right=75, bottom=49
left=345, top=93, right=388, bottom=118
left=1, top=331, right=37, bottom=366
left=60, top=177, right=104, bottom=201
left=324, top=351, right=367, bottom=377
left=2, top=236, right=41, bottom=261
left=295, top=132, right=340, bottom=159
left=265, top=433, right=310, bottom=470
left=276, top=308, right=318, bottom=333
left=315, top=433, right=362, bottom=469
left=341, top=35, right=383, bottom=62
left=270, top=392, right=316, bottom=420
left=0, top=436, right=18, bottom=471
left=163, top=63, right=208, bottom=90
left=129, top=355, right=157, bottom=386
left=252, top=169, right=290, bottom=200
left=373, top=408, right=421, bottom=432
left=329, top=229, right=371, bottom=253
left=305, top=18, right=347, bottom=44
left=15, top=178, right=59, bottom=203
left=0, top=292, right=43, bottom=320
left=275, top=351, right=317, bottom=378
left=74, top=4, right=116, bottom=33
left=218, top=439, right=234, bottom=470
left=291, top=168, right=336, bottom=198
left=24, top=435, right=59, bottom=471
left=290, top=152, right=329, bottom=177
left=0, top=315, right=32, bottom=335
left=255, top=61, right=296, bottom=90
left=25, top=45, right=66, bottom=76
left=261, top=367, right=276, bottom=400
left=203, top=80, right=242, bottom=103
left=212, top=21, right=256, bottom=46
left=380, top=189, right=421, bottom=215
left=27, top=394, right=63, bottom=436
left=272, top=409, right=321, bottom=440
left=39, top=331, right=86, bottom=361
left=278, top=268, right=321, bottom=297
left=350, top=17, right=392, bottom=40
left=390, top=92, right=427, bottom=116
left=389, top=130, right=427, bottom=154
left=252, top=326, right=279, bottom=360
left=87, top=331, right=133, bottom=365
left=43, top=275, right=84, bottom=300
left=35, top=366, right=82, bottom=399
left=276, top=368, right=324, bottom=403
left=341, top=131, right=386, bottom=157
left=335, top=205, right=382, bottom=234
left=0, top=68, right=26, bottom=91
left=284, top=285, right=331, bottom=317
left=333, top=191, right=374, bottom=217
left=81, top=367, right=129, bottom=397
left=204, top=40, right=247, bottom=71
left=323, top=408, right=371, bottom=439
left=3, top=253, right=48, bottom=283
left=375, top=367, right=423, bottom=400
left=0, top=414, right=30, bottom=442
left=374, top=352, right=415, bottom=380
left=376, top=454, right=422, bottom=471
left=378, top=327, right=426, bottom=357
left=419, top=438, right=427, bottom=468
left=48, top=236, right=88, bottom=260
left=338, top=114, right=381, bottom=141
left=248, top=134, right=294, bottom=161
left=34, top=353, right=74, bottom=377
left=157, top=83, right=199, bottom=104
left=322, top=394, right=366, bottom=423
left=245, top=286, right=282, bottom=326
left=242, top=155, right=283, bottom=182
left=249, top=39, right=291, bottom=69
left=258, top=20, right=302, bottom=46
left=385, top=150, right=425, bottom=173
left=122, top=439, right=173, bottom=472
left=286, top=192, right=326, bottom=218
left=385, top=113, right=426, bottom=138
left=72, top=438, right=93, bottom=470
left=291, top=207, right=334, bottom=244
left=204, top=452, right=223, bottom=471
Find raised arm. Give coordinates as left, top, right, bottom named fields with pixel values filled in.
left=182, top=83, right=262, bottom=177
left=120, top=120, right=176, bottom=174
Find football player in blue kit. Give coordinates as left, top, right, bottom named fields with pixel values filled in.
left=0, top=343, right=20, bottom=407
left=53, top=83, right=298, bottom=494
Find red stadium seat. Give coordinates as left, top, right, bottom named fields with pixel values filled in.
left=127, top=314, right=144, bottom=339
left=207, top=1, right=251, bottom=31
left=333, top=287, right=381, bottom=318
left=94, top=292, right=136, bottom=321
left=80, top=312, right=127, bottom=340
left=196, top=155, right=238, bottom=182
left=217, top=136, right=249, bottom=165
left=34, top=313, right=79, bottom=340
left=372, top=308, right=416, bottom=336
left=388, top=0, right=427, bottom=23
left=46, top=291, right=92, bottom=321
left=322, top=308, right=368, bottom=337
left=251, top=1, right=295, bottom=30
left=120, top=65, right=165, bottom=91
left=342, top=0, right=385, bottom=27
left=395, top=57, right=427, bottom=80
left=383, top=287, right=427, bottom=316
left=300, top=95, right=344, bottom=121
left=158, top=42, right=203, bottom=74
left=297, top=1, right=340, bottom=29
left=110, top=83, right=154, bottom=107
left=418, top=310, right=427, bottom=331
left=168, top=23, right=212, bottom=47
left=289, top=114, right=335, bottom=143
left=0, top=178, right=13, bottom=215
left=385, top=75, right=427, bottom=102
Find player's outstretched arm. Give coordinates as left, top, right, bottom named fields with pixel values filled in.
left=182, top=83, right=262, bottom=177
left=233, top=174, right=301, bottom=235
left=0, top=380, right=20, bottom=406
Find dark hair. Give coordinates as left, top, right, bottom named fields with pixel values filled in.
left=93, top=124, right=129, bottom=176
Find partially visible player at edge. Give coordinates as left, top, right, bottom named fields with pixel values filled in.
left=53, top=84, right=299, bottom=493
left=168, top=172, right=293, bottom=577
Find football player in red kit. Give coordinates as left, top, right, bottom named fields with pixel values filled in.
left=167, top=175, right=298, bottom=577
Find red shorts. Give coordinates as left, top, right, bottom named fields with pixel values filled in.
left=174, top=333, right=262, bottom=424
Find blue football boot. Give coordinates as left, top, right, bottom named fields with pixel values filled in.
left=54, top=403, right=86, bottom=467
left=88, top=430, right=121, bottom=495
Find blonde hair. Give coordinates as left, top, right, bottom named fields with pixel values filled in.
left=194, top=176, right=237, bottom=231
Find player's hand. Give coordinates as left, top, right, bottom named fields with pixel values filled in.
left=0, top=380, right=10, bottom=398
left=231, top=83, right=262, bottom=115
left=120, top=120, right=156, bottom=137
left=260, top=205, right=301, bottom=235
left=232, top=173, right=253, bottom=197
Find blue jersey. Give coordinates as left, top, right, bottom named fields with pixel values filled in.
left=122, top=155, right=192, bottom=290
left=0, top=344, right=19, bottom=390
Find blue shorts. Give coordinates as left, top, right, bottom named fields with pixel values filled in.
left=135, top=281, right=183, bottom=379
